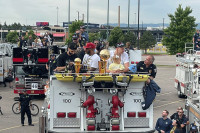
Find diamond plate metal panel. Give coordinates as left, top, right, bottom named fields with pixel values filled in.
left=124, top=118, right=149, bottom=127
left=53, top=118, right=80, bottom=127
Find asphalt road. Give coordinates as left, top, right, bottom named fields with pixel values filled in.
left=0, top=55, right=185, bottom=133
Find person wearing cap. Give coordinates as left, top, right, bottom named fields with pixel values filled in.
left=107, top=43, right=129, bottom=73
left=55, top=42, right=77, bottom=72
left=19, top=90, right=34, bottom=126
left=72, top=33, right=85, bottom=61
left=137, top=55, right=157, bottom=83
left=46, top=54, right=57, bottom=75
left=80, top=26, right=89, bottom=42
left=82, top=42, right=100, bottom=71
left=194, top=37, right=200, bottom=50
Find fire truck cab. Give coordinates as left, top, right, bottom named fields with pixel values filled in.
left=40, top=50, right=155, bottom=133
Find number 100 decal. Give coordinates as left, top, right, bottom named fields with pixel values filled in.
left=63, top=99, right=72, bottom=103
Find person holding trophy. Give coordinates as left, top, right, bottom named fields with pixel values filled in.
left=82, top=42, right=100, bottom=71
left=107, top=43, right=129, bottom=73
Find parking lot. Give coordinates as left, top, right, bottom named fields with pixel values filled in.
left=0, top=55, right=185, bottom=133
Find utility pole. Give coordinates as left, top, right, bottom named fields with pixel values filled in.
left=134, top=13, right=136, bottom=27
left=77, top=11, right=79, bottom=21
left=56, top=7, right=59, bottom=25
left=163, top=18, right=165, bottom=30
left=1, top=27, right=2, bottom=43
left=137, top=0, right=140, bottom=49
left=68, top=0, right=70, bottom=38
left=87, top=0, right=89, bottom=34
left=128, top=0, right=130, bottom=32
left=106, top=0, right=110, bottom=40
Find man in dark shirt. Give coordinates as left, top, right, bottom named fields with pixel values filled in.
left=19, top=90, right=34, bottom=126
left=193, top=30, right=199, bottom=44
left=170, top=107, right=183, bottom=120
left=19, top=36, right=27, bottom=47
left=155, top=110, right=172, bottom=133
left=137, top=55, right=157, bottom=83
left=177, top=110, right=189, bottom=133
left=55, top=42, right=77, bottom=72
left=194, top=37, right=200, bottom=50
left=46, top=54, right=57, bottom=75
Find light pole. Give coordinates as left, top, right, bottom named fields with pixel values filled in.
left=163, top=18, right=165, bottom=30
left=134, top=13, right=136, bottom=27
left=137, top=0, right=140, bottom=49
left=68, top=0, right=70, bottom=38
left=56, top=7, right=59, bottom=25
left=128, top=0, right=130, bottom=32
left=77, top=11, right=79, bottom=21
left=106, top=0, right=110, bottom=40
left=87, top=0, right=89, bottom=34
left=1, top=27, right=2, bottom=43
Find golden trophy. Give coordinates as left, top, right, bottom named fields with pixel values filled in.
left=74, top=58, right=82, bottom=75
left=99, top=49, right=110, bottom=74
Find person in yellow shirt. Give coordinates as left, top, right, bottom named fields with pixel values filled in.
left=109, top=54, right=125, bottom=73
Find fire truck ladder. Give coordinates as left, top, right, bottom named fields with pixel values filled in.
left=185, top=42, right=194, bottom=54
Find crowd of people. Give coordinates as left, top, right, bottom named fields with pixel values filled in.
left=155, top=107, right=197, bottom=133
left=18, top=32, right=54, bottom=48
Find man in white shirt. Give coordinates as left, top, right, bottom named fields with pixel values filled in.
left=107, top=43, right=129, bottom=73
left=82, top=42, right=100, bottom=71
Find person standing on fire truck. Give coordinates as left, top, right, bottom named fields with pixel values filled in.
left=46, top=54, right=57, bottom=75
left=82, top=42, right=100, bottom=71
left=55, top=42, right=77, bottom=72
left=19, top=90, right=34, bottom=126
left=137, top=55, right=157, bottom=83
left=193, top=30, right=199, bottom=44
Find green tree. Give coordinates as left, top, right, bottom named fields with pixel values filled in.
left=89, top=33, right=100, bottom=42
left=66, top=20, right=84, bottom=44
left=123, top=31, right=137, bottom=47
left=100, top=30, right=107, bottom=40
left=140, top=31, right=156, bottom=54
left=163, top=5, right=197, bottom=54
left=108, top=27, right=124, bottom=46
left=6, top=31, right=18, bottom=43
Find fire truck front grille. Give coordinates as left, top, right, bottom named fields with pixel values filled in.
left=124, top=118, right=149, bottom=127
left=25, top=78, right=43, bottom=88
left=53, top=118, right=80, bottom=127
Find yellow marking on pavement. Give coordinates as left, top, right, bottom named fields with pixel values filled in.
left=154, top=100, right=184, bottom=109
left=0, top=121, right=38, bottom=132
left=156, top=92, right=173, bottom=96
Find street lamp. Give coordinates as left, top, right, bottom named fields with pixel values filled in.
left=77, top=11, right=80, bottom=21
left=56, top=6, right=59, bottom=25
left=128, top=0, right=130, bottom=32
left=134, top=13, right=136, bottom=27
left=68, top=0, right=70, bottom=38
left=106, top=0, right=110, bottom=40
left=87, top=0, right=89, bottom=34
left=163, top=18, right=165, bottom=30
left=137, top=0, right=140, bottom=49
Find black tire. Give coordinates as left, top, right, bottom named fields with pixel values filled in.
left=30, top=104, right=39, bottom=116
left=12, top=102, right=21, bottom=114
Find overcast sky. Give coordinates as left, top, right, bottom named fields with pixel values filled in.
left=1, top=0, right=200, bottom=26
